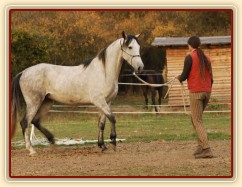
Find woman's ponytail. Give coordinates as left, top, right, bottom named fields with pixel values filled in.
left=188, top=36, right=212, bottom=80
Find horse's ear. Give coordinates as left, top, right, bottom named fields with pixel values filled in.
left=135, top=34, right=141, bottom=38
left=122, top=31, right=127, bottom=40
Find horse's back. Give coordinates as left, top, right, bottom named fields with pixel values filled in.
left=21, top=63, right=74, bottom=95
left=21, top=63, right=85, bottom=83
left=19, top=63, right=98, bottom=105
left=21, top=63, right=58, bottom=78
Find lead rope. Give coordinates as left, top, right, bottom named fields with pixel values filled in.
left=180, top=82, right=189, bottom=114
left=133, top=72, right=189, bottom=114
left=132, top=72, right=175, bottom=88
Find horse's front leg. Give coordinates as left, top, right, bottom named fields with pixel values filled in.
left=108, top=113, right=116, bottom=151
left=143, top=86, right=149, bottom=109
left=97, top=112, right=107, bottom=151
left=158, top=87, right=163, bottom=112
left=94, top=99, right=117, bottom=151
left=151, top=88, right=158, bottom=112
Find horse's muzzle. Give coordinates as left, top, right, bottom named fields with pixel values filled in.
left=136, top=63, right=144, bottom=73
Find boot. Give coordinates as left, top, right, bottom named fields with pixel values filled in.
left=193, top=146, right=203, bottom=156
left=195, top=148, right=213, bottom=159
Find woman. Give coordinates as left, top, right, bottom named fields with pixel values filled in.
left=177, top=36, right=214, bottom=159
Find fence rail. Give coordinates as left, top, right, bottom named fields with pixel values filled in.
left=49, top=110, right=230, bottom=114
left=50, top=103, right=231, bottom=115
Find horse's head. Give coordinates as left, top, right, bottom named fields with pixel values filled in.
left=121, top=31, right=144, bottom=73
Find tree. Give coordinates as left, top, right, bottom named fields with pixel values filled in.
left=10, top=10, right=231, bottom=77
left=11, top=30, right=52, bottom=76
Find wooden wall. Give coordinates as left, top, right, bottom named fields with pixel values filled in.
left=166, top=45, right=231, bottom=105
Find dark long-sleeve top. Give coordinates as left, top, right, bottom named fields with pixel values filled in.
left=178, top=55, right=192, bottom=83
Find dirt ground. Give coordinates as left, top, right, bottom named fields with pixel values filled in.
left=10, top=140, right=231, bottom=177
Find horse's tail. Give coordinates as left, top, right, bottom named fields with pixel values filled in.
left=11, top=73, right=23, bottom=138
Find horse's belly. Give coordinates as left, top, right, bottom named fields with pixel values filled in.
left=47, top=93, right=90, bottom=105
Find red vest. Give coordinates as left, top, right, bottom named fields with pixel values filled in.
left=187, top=50, right=212, bottom=93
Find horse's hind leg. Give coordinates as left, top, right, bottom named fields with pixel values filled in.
left=20, top=115, right=37, bottom=154
left=20, top=91, right=47, bottom=155
left=20, top=115, right=35, bottom=155
left=22, top=103, right=42, bottom=155
left=32, top=98, right=55, bottom=144
left=32, top=119, right=55, bottom=144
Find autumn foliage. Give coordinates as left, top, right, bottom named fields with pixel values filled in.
left=11, top=10, right=231, bottom=76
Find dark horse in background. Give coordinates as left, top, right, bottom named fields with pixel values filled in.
left=139, top=70, right=164, bottom=113
left=139, top=47, right=166, bottom=113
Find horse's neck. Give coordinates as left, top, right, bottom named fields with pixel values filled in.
left=105, top=39, right=123, bottom=84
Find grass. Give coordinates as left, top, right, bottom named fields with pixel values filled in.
left=12, top=112, right=231, bottom=145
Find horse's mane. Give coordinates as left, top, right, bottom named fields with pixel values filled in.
left=80, top=47, right=106, bottom=68
left=81, top=34, right=139, bottom=68
left=81, top=58, right=94, bottom=67
left=97, top=48, right=106, bottom=67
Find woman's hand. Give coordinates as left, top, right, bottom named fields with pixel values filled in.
left=176, top=75, right=181, bottom=80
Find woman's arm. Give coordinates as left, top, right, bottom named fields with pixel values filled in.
left=177, top=55, right=192, bottom=82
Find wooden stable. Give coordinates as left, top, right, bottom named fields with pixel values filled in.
left=151, top=36, right=231, bottom=106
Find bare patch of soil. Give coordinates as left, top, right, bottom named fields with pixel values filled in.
left=10, top=140, right=231, bottom=177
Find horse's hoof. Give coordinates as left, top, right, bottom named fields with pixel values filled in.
left=29, top=151, right=37, bottom=156
left=50, top=144, right=56, bottom=149
left=101, top=145, right=108, bottom=152
left=111, top=144, right=116, bottom=152
left=101, top=147, right=108, bottom=153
